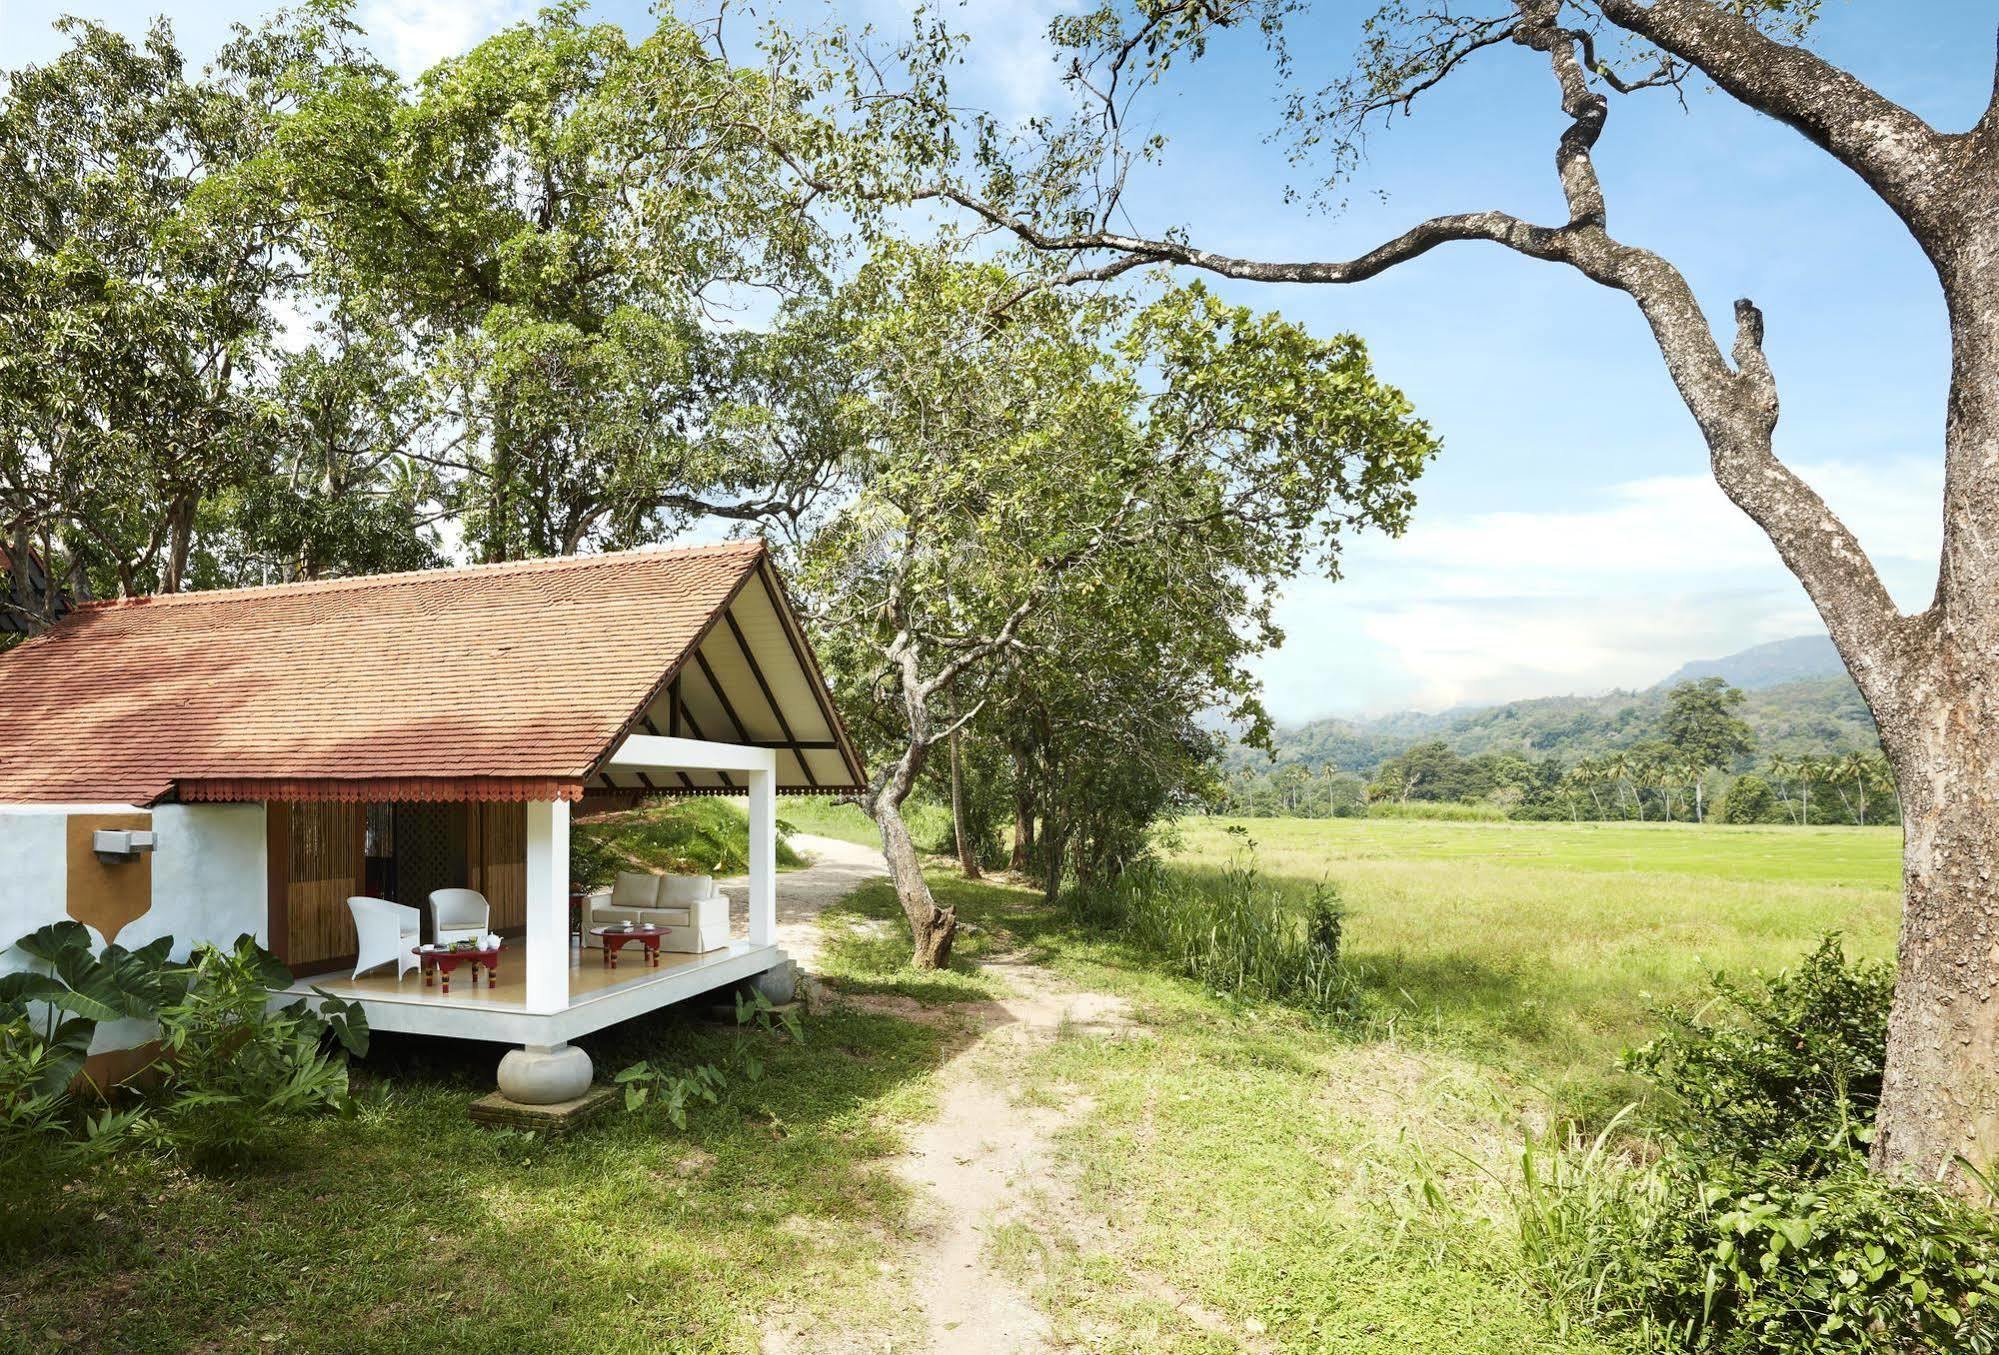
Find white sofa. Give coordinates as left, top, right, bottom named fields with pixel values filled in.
left=583, top=871, right=731, bottom=953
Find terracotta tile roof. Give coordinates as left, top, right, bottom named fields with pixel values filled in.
left=0, top=540, right=804, bottom=805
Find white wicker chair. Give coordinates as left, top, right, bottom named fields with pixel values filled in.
left=428, top=888, right=491, bottom=945
left=347, top=895, right=421, bottom=980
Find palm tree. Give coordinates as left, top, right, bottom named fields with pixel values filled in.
left=1767, top=755, right=1800, bottom=825
left=1679, top=757, right=1712, bottom=824
left=1831, top=750, right=1893, bottom=826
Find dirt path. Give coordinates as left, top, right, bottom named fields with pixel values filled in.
left=721, top=832, right=891, bottom=968
left=878, top=957, right=1135, bottom=1354
left=737, top=841, right=1170, bottom=1354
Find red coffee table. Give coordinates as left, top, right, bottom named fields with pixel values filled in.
left=414, top=942, right=502, bottom=994
left=591, top=925, right=665, bottom=969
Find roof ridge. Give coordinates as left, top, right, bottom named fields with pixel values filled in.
left=70, top=538, right=767, bottom=612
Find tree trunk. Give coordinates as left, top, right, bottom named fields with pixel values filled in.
left=1872, top=262, right=1999, bottom=1186
left=949, top=728, right=982, bottom=879
left=867, top=793, right=956, bottom=969
left=1873, top=760, right=1999, bottom=1184
left=160, top=496, right=196, bottom=594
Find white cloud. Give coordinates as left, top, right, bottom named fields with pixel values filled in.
left=358, top=0, right=528, bottom=77
left=1257, top=457, right=1943, bottom=722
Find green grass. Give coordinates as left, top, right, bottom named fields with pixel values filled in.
left=0, top=814, right=1907, bottom=1352
left=1185, top=815, right=1902, bottom=888
left=777, top=795, right=953, bottom=853
left=802, top=863, right=1634, bottom=1352
left=0, top=1006, right=943, bottom=1353
left=1166, top=817, right=1902, bottom=1121
left=773, top=795, right=880, bottom=847
left=570, top=798, right=803, bottom=887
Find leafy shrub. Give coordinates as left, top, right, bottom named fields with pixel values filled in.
left=1623, top=935, right=1891, bottom=1169
left=1517, top=935, right=1999, bottom=1353
left=145, top=937, right=368, bottom=1161
left=1518, top=1129, right=1999, bottom=1353
left=1065, top=840, right=1354, bottom=1012
left=617, top=988, right=804, bottom=1127
left=0, top=923, right=182, bottom=1174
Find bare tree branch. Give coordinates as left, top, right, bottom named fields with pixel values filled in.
left=1597, top=0, right=1956, bottom=248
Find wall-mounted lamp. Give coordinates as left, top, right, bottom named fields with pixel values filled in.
left=92, top=829, right=157, bottom=863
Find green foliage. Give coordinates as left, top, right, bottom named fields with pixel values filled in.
left=1661, top=678, right=1756, bottom=773
left=570, top=797, right=801, bottom=887
left=145, top=936, right=368, bottom=1161
left=0, top=926, right=362, bottom=1173
left=1516, top=938, right=1995, bottom=1353
left=1064, top=834, right=1354, bottom=1012
left=1518, top=1131, right=1999, bottom=1354
left=1623, top=936, right=1891, bottom=1169
left=616, top=987, right=803, bottom=1127
left=1230, top=674, right=1886, bottom=824
left=1718, top=775, right=1779, bottom=825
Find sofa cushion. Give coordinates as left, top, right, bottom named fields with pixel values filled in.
left=610, top=871, right=657, bottom=909
left=658, top=875, right=714, bottom=906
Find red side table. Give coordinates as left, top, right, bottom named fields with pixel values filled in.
left=414, top=942, right=502, bottom=994
left=591, top=925, right=664, bottom=970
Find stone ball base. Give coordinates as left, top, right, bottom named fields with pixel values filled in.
left=496, top=1043, right=594, bottom=1105
left=749, top=960, right=799, bottom=1006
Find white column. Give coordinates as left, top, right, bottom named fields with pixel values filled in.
left=748, top=769, right=776, bottom=947
left=524, top=798, right=571, bottom=1013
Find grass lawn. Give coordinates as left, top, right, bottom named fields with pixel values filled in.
left=0, top=1006, right=944, bottom=1353
left=1167, top=816, right=1903, bottom=1120
left=1, top=815, right=1906, bottom=1352
left=812, top=855, right=1629, bottom=1352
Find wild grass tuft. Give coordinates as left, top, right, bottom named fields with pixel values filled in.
left=1064, top=845, right=1357, bottom=1013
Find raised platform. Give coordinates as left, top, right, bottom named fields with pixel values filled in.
left=287, top=938, right=787, bottom=1045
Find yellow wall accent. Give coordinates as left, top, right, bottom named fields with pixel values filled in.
left=64, top=812, right=154, bottom=946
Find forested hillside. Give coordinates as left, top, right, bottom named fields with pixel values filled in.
left=1238, top=673, right=1877, bottom=775
left=1225, top=639, right=1887, bottom=822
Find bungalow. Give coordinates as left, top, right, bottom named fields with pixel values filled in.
left=0, top=539, right=865, bottom=1102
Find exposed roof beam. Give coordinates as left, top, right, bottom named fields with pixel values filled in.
left=723, top=607, right=819, bottom=788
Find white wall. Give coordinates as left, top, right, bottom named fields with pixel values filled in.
left=0, top=802, right=268, bottom=1055
left=0, top=806, right=81, bottom=972
left=130, top=804, right=268, bottom=959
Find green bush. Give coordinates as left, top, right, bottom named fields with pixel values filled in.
left=1517, top=936, right=1999, bottom=1353
left=1718, top=775, right=1780, bottom=824
left=1519, top=1131, right=1999, bottom=1353
left=146, top=937, right=368, bottom=1161
left=1065, top=842, right=1355, bottom=1012
left=1623, top=935, right=1891, bottom=1169
left=0, top=926, right=363, bottom=1174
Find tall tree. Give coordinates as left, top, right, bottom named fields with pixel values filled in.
left=770, top=244, right=1433, bottom=967
left=0, top=16, right=313, bottom=599
left=282, top=4, right=828, bottom=561
left=1661, top=677, right=1754, bottom=822
left=784, top=0, right=1999, bottom=1188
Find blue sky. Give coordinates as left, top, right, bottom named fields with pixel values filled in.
left=7, top=1, right=1986, bottom=722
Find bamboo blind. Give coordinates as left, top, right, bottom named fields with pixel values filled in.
left=286, top=802, right=363, bottom=967
left=470, top=802, right=527, bottom=932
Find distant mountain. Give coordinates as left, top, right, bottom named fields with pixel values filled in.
left=1239, top=636, right=1876, bottom=776
left=1657, top=635, right=1846, bottom=691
